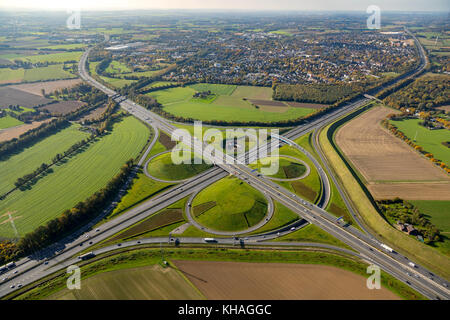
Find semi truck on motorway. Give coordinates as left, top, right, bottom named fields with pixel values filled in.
left=380, top=243, right=394, bottom=253
left=203, top=238, right=217, bottom=243
left=78, top=252, right=96, bottom=260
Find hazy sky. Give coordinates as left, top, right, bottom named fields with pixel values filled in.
left=0, top=0, right=449, bottom=11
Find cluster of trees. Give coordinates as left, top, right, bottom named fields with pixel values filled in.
left=0, top=241, right=18, bottom=266
left=0, top=119, right=70, bottom=160
left=272, top=83, right=362, bottom=104
left=381, top=119, right=450, bottom=174
left=51, top=83, right=108, bottom=106
left=383, top=75, right=449, bottom=111
left=82, top=101, right=119, bottom=126
left=140, top=82, right=181, bottom=94
left=15, top=160, right=135, bottom=257
left=377, top=198, right=441, bottom=243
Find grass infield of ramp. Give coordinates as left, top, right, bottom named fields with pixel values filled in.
left=147, top=152, right=212, bottom=181
left=192, top=176, right=268, bottom=232
left=319, top=113, right=450, bottom=279
left=10, top=247, right=425, bottom=300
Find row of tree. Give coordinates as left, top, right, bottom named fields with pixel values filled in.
left=5, top=160, right=135, bottom=261
left=13, top=135, right=96, bottom=191
left=0, top=119, right=70, bottom=161
left=381, top=119, right=450, bottom=174
left=383, top=75, right=450, bottom=111
left=272, top=82, right=361, bottom=104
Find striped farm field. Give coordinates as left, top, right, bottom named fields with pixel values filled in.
left=0, top=124, right=88, bottom=196
left=0, top=116, right=150, bottom=238
left=18, top=51, right=83, bottom=64
left=23, top=64, right=76, bottom=82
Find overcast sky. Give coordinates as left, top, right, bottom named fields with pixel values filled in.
left=1, top=0, right=449, bottom=11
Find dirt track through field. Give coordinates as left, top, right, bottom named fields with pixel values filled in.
left=173, top=260, right=399, bottom=300
left=335, top=106, right=450, bottom=200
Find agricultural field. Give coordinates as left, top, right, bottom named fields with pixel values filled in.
left=389, top=118, right=450, bottom=165
left=38, top=101, right=85, bottom=115
left=0, top=116, right=150, bottom=238
left=0, top=68, right=25, bottom=84
left=0, top=124, right=89, bottom=196
left=0, top=87, right=52, bottom=108
left=48, top=264, right=203, bottom=300
left=8, top=79, right=82, bottom=96
left=23, top=64, right=76, bottom=82
left=174, top=260, right=399, bottom=300
left=410, top=200, right=450, bottom=236
left=147, top=152, right=212, bottom=181
left=14, top=247, right=424, bottom=301
left=17, top=51, right=83, bottom=64
left=335, top=105, right=450, bottom=200
left=0, top=119, right=53, bottom=143
left=147, top=84, right=316, bottom=123
left=319, top=113, right=450, bottom=278
left=192, top=176, right=268, bottom=232
left=0, top=116, right=23, bottom=129
left=38, top=44, right=87, bottom=50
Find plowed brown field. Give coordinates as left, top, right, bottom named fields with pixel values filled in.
left=335, top=106, right=450, bottom=200
left=173, top=260, right=399, bottom=300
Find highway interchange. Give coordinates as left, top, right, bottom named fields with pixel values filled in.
left=1, top=30, right=449, bottom=300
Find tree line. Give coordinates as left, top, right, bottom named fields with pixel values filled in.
left=382, top=118, right=449, bottom=174
left=2, top=160, right=135, bottom=262
left=0, top=119, right=71, bottom=161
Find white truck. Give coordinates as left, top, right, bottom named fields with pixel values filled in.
left=203, top=238, right=217, bottom=243
left=380, top=243, right=394, bottom=253
left=408, top=262, right=416, bottom=268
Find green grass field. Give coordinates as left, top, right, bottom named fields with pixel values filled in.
left=275, top=224, right=353, bottom=250
left=147, top=84, right=315, bottom=123
left=189, top=83, right=237, bottom=96
left=410, top=200, right=450, bottom=233
left=249, top=201, right=299, bottom=234
left=89, top=61, right=137, bottom=88
left=192, top=176, right=268, bottom=231
left=0, top=68, right=25, bottom=83
left=147, top=152, right=212, bottom=181
left=250, top=156, right=307, bottom=179
left=0, top=117, right=150, bottom=238
left=23, top=64, right=76, bottom=82
left=105, top=60, right=132, bottom=74
left=38, top=44, right=87, bottom=50
left=389, top=118, right=450, bottom=164
left=18, top=51, right=83, bottom=64
left=48, top=264, right=203, bottom=300
left=0, top=124, right=88, bottom=196
left=0, top=116, right=23, bottom=129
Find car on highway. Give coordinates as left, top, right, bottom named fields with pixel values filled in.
left=290, top=227, right=296, bottom=231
